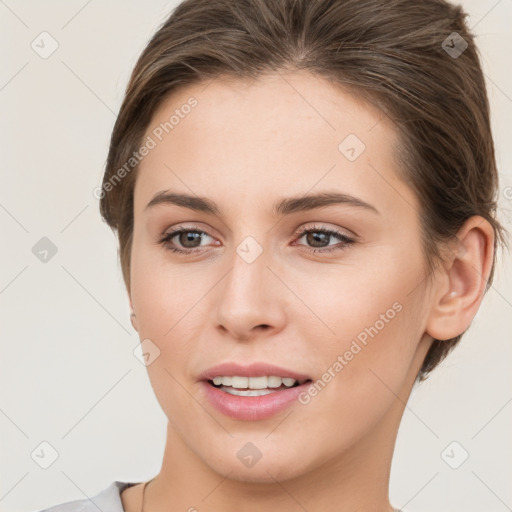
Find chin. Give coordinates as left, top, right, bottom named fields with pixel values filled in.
left=211, top=457, right=305, bottom=484
left=198, top=436, right=316, bottom=484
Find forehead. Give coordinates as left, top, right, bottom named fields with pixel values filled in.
left=134, top=71, right=413, bottom=218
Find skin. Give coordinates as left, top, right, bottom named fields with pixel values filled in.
left=120, top=71, right=494, bottom=512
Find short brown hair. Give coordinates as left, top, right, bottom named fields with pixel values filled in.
left=100, top=0, right=508, bottom=382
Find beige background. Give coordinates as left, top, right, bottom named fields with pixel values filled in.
left=0, top=1, right=511, bottom=511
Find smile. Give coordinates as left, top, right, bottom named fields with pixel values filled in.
left=211, top=374, right=306, bottom=393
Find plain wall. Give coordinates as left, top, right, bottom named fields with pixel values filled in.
left=1, top=1, right=511, bottom=511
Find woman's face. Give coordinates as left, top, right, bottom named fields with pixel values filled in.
left=130, top=71, right=434, bottom=482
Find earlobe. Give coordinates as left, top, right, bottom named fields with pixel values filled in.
left=129, top=296, right=139, bottom=332
left=426, top=216, right=494, bottom=341
left=130, top=311, right=138, bottom=332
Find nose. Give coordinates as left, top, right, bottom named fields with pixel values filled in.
left=213, top=242, right=288, bottom=342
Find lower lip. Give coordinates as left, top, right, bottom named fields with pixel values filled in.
left=200, top=380, right=311, bottom=421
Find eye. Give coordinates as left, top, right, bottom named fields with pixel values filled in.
left=157, top=223, right=355, bottom=255
left=158, top=225, right=215, bottom=254
left=292, top=224, right=355, bottom=254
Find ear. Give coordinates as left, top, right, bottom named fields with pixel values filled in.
left=128, top=295, right=139, bottom=332
left=426, top=216, right=495, bottom=341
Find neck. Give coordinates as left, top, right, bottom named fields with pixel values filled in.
left=147, top=398, right=404, bottom=512
left=143, top=339, right=430, bottom=512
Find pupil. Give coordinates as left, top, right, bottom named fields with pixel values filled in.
left=182, top=232, right=200, bottom=247
left=308, top=232, right=327, bottom=247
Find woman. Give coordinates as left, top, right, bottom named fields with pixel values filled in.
left=40, top=0, right=507, bottom=510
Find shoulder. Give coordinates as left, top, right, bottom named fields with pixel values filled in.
left=35, top=481, right=138, bottom=512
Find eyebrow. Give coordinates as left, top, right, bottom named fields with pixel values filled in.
left=145, top=190, right=379, bottom=216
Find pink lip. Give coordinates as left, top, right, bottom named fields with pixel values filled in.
left=200, top=380, right=312, bottom=421
left=198, top=362, right=312, bottom=421
left=199, top=361, right=311, bottom=382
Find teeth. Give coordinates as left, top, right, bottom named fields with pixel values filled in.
left=211, top=376, right=298, bottom=389
left=222, top=388, right=275, bottom=397
left=267, top=376, right=282, bottom=388
left=245, top=376, right=267, bottom=389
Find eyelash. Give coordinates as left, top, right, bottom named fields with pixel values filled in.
left=157, top=224, right=355, bottom=255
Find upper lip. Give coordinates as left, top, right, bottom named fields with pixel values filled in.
left=199, top=362, right=311, bottom=383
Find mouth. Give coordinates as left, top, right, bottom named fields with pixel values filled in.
left=199, top=362, right=314, bottom=420
left=208, top=375, right=312, bottom=397
left=201, top=374, right=314, bottom=421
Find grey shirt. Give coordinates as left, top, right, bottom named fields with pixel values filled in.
left=37, top=480, right=405, bottom=511
left=37, top=482, right=137, bottom=512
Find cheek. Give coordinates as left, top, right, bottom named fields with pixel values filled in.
left=299, top=247, right=426, bottom=408
left=290, top=291, right=422, bottom=466
left=129, top=239, right=209, bottom=391
left=301, top=246, right=423, bottom=350
left=130, top=256, right=201, bottom=421
left=130, top=232, right=190, bottom=335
